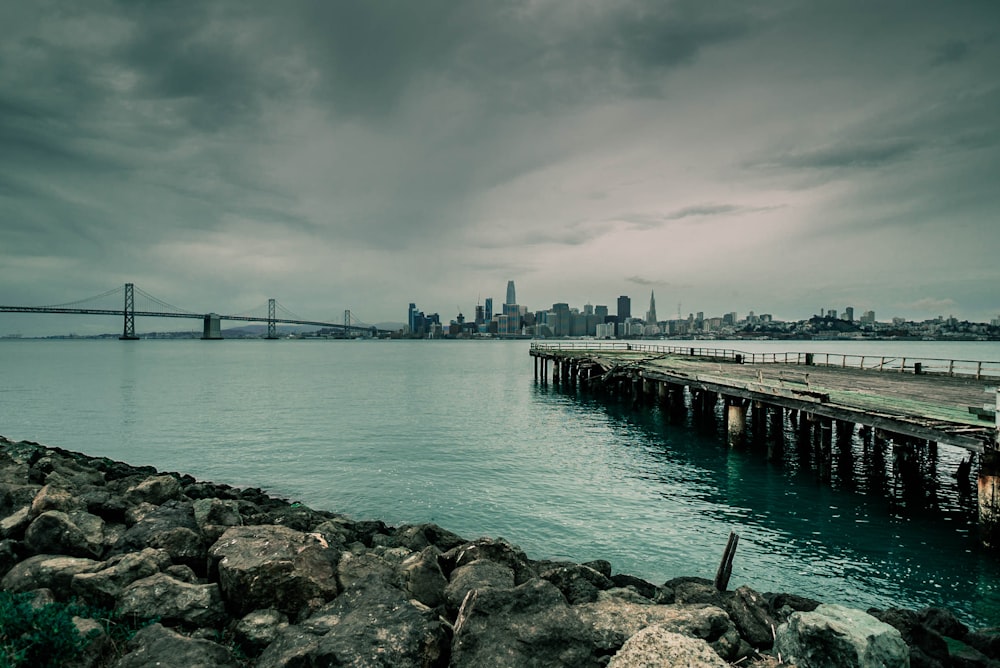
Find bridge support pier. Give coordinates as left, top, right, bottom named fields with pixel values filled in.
left=202, top=313, right=222, bottom=340
left=119, top=282, right=139, bottom=340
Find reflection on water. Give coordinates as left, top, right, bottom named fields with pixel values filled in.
left=535, top=378, right=1000, bottom=626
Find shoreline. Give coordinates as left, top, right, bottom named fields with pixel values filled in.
left=2, top=436, right=998, bottom=666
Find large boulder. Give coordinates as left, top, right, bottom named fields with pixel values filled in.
left=445, top=558, right=516, bottom=612
left=208, top=524, right=340, bottom=619
left=124, top=474, right=183, bottom=506
left=256, top=580, right=447, bottom=668
left=337, top=549, right=397, bottom=590
left=575, top=596, right=744, bottom=662
left=400, top=545, right=448, bottom=608
left=23, top=510, right=104, bottom=558
left=608, top=625, right=730, bottom=667
left=233, top=609, right=289, bottom=657
left=111, top=623, right=237, bottom=668
left=117, top=572, right=227, bottom=628
left=540, top=563, right=615, bottom=604
left=774, top=603, right=910, bottom=668
left=71, top=547, right=172, bottom=608
left=450, top=578, right=606, bottom=667
left=726, top=585, right=778, bottom=649
left=444, top=537, right=537, bottom=584
left=1, top=554, right=101, bottom=599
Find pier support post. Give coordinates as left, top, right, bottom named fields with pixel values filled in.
left=980, top=450, right=1000, bottom=549
left=726, top=399, right=747, bottom=447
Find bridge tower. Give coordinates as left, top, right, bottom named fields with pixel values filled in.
left=267, top=299, right=278, bottom=339
left=344, top=309, right=351, bottom=333
left=119, top=283, right=139, bottom=340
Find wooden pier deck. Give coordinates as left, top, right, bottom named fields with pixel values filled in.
left=530, top=342, right=1000, bottom=453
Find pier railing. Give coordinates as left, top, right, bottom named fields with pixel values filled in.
left=529, top=341, right=1000, bottom=380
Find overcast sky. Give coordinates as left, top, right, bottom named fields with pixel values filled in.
left=1, top=0, right=998, bottom=335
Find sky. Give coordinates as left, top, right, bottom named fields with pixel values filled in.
left=1, top=0, right=998, bottom=335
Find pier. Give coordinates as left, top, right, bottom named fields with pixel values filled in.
left=530, top=342, right=1000, bottom=545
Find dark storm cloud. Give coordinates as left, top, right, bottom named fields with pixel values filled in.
left=930, top=39, right=973, bottom=67
left=755, top=139, right=921, bottom=172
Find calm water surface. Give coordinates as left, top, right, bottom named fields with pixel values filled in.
left=2, top=338, right=999, bottom=627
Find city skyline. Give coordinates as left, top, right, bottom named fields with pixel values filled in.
left=1, top=2, right=998, bottom=336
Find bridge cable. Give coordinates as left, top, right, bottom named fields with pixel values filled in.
left=40, top=286, right=123, bottom=309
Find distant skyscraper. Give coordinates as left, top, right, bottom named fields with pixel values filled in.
left=617, top=295, right=631, bottom=323
left=485, top=297, right=493, bottom=322
left=505, top=280, right=516, bottom=306
left=645, top=291, right=657, bottom=324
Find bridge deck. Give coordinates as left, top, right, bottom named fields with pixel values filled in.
left=531, top=344, right=998, bottom=452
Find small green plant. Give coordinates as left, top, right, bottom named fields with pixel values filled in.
left=0, top=592, right=159, bottom=667
left=0, top=591, right=92, bottom=668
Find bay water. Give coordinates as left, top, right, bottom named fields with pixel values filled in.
left=2, top=337, right=1000, bottom=627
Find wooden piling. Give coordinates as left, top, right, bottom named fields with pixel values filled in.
left=727, top=399, right=747, bottom=447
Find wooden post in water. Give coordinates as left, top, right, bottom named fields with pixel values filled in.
left=978, top=388, right=1000, bottom=549
left=714, top=532, right=739, bottom=592
left=726, top=398, right=747, bottom=447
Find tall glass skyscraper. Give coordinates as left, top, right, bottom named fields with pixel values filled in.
left=505, top=280, right=516, bottom=306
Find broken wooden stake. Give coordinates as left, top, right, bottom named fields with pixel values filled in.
left=714, top=531, right=739, bottom=592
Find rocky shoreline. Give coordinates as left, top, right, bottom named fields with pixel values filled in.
left=1, top=436, right=998, bottom=667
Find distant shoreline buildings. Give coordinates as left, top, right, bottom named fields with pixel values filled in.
left=403, top=281, right=1000, bottom=342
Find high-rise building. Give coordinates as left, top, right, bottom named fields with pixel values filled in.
left=503, top=302, right=520, bottom=335
left=645, top=291, right=657, bottom=324
left=505, top=280, right=516, bottom=306
left=595, top=305, right=609, bottom=319
left=617, top=295, right=631, bottom=323
left=843, top=306, right=855, bottom=322
left=485, top=297, right=493, bottom=322
left=408, top=303, right=418, bottom=333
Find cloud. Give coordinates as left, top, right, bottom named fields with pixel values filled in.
left=930, top=39, right=972, bottom=67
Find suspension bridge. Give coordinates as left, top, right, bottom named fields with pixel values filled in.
left=0, top=283, right=391, bottom=339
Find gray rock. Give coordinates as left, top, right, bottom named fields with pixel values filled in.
left=118, top=572, right=227, bottom=628
left=608, top=625, right=730, bottom=667
left=148, top=526, right=206, bottom=570
left=257, top=580, right=447, bottom=668
left=445, top=537, right=537, bottom=584
left=29, top=484, right=79, bottom=517
left=70, top=616, right=110, bottom=668
left=575, top=597, right=739, bottom=661
left=124, top=474, right=183, bottom=506
left=113, top=501, right=200, bottom=556
left=774, top=603, right=910, bottom=668
left=540, top=563, right=615, bottom=604
left=726, top=585, right=777, bottom=649
left=111, top=623, right=237, bottom=668
left=0, top=505, right=31, bottom=539
left=610, top=573, right=661, bottom=601
left=400, top=545, right=448, bottom=608
left=164, top=563, right=200, bottom=583
left=919, top=606, right=969, bottom=640
left=208, top=524, right=340, bottom=619
left=309, top=580, right=446, bottom=666
left=192, top=497, right=242, bottom=528
left=451, top=578, right=605, bottom=667
left=1, top=554, right=101, bottom=599
left=445, top=558, right=516, bottom=612
left=71, top=547, right=172, bottom=608
left=23, top=510, right=103, bottom=558
left=384, top=522, right=468, bottom=552
left=233, top=609, right=289, bottom=656
left=337, top=549, right=397, bottom=590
